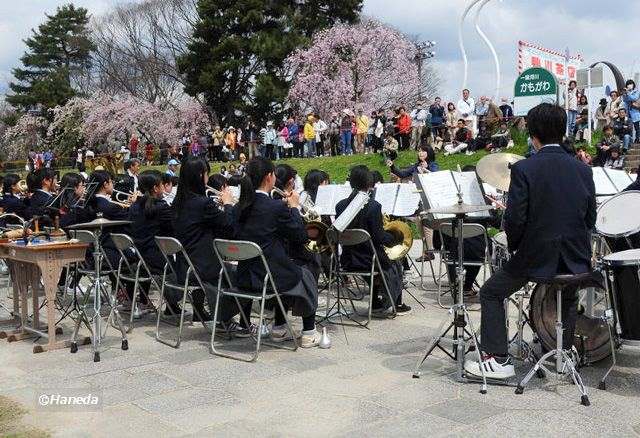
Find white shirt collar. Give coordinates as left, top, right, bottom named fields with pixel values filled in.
left=36, top=189, right=52, bottom=196
left=255, top=190, right=269, bottom=196
left=96, top=193, right=111, bottom=200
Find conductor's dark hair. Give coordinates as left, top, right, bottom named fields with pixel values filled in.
left=527, top=103, right=567, bottom=146
left=173, top=157, right=209, bottom=213
left=348, top=165, right=373, bottom=192
left=237, top=156, right=275, bottom=223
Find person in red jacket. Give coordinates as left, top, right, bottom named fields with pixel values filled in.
left=396, top=106, right=412, bottom=150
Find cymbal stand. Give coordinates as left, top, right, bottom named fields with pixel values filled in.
left=69, top=225, right=128, bottom=362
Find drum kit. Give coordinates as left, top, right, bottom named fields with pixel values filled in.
left=415, top=152, right=640, bottom=394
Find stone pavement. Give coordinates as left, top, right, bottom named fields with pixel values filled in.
left=1, top=245, right=640, bottom=437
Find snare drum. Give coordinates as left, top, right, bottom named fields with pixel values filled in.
left=491, top=231, right=510, bottom=271
left=603, top=249, right=640, bottom=345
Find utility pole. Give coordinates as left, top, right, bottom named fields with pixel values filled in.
left=415, top=41, right=436, bottom=99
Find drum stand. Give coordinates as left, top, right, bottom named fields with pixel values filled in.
left=506, top=286, right=539, bottom=364
left=413, top=213, right=489, bottom=393
left=69, top=228, right=128, bottom=362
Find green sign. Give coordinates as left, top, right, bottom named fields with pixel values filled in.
left=513, top=67, right=558, bottom=116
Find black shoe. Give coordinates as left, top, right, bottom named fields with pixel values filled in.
left=415, top=252, right=435, bottom=262
left=395, top=303, right=412, bottom=315
left=192, top=305, right=212, bottom=322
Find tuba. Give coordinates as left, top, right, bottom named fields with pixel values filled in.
left=299, top=192, right=329, bottom=253
left=382, top=214, right=413, bottom=260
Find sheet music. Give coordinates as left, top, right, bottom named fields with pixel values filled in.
left=452, top=172, right=490, bottom=218
left=394, top=183, right=421, bottom=216
left=332, top=191, right=370, bottom=232
left=228, top=185, right=241, bottom=201
left=603, top=168, right=633, bottom=192
left=315, top=185, right=353, bottom=215
left=374, top=183, right=399, bottom=215
left=417, top=171, right=460, bottom=220
left=592, top=166, right=618, bottom=196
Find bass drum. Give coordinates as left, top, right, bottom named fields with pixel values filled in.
left=529, top=283, right=611, bottom=364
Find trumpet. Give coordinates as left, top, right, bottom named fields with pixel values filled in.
left=17, top=179, right=28, bottom=193
left=113, top=189, right=136, bottom=204
left=206, top=185, right=238, bottom=205
left=270, top=186, right=289, bottom=199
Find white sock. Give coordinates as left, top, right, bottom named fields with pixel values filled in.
left=302, top=328, right=316, bottom=336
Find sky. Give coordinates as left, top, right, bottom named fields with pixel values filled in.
left=1, top=0, right=640, bottom=102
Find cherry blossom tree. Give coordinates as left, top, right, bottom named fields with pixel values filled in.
left=287, top=19, right=430, bottom=117
left=2, top=114, right=48, bottom=161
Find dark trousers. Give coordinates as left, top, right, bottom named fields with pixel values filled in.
left=293, top=141, right=304, bottom=158
left=479, top=268, right=579, bottom=356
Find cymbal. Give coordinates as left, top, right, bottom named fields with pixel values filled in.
left=426, top=203, right=494, bottom=215
left=66, top=217, right=131, bottom=230
left=476, top=153, right=525, bottom=192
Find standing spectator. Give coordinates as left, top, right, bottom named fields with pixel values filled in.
left=129, top=134, right=139, bottom=159
left=200, top=131, right=211, bottom=161
left=622, top=79, right=640, bottom=142
left=212, top=126, right=224, bottom=161
left=457, top=89, right=476, bottom=134
left=613, top=108, right=633, bottom=152
left=43, top=149, right=53, bottom=168
left=85, top=147, right=95, bottom=160
left=245, top=121, right=259, bottom=159
left=119, top=143, right=131, bottom=162
left=340, top=109, right=353, bottom=155
left=410, top=102, right=428, bottom=150
left=564, top=80, right=579, bottom=135
left=225, top=126, right=237, bottom=161
left=369, top=110, right=384, bottom=154
left=328, top=114, right=340, bottom=156
left=475, top=96, right=490, bottom=129
left=190, top=135, right=201, bottom=157
left=396, top=106, right=412, bottom=150
left=75, top=146, right=84, bottom=169
left=355, top=109, right=369, bottom=154
left=445, top=102, right=459, bottom=142
left=166, top=158, right=180, bottom=177
left=429, top=97, right=446, bottom=140
left=605, top=90, right=623, bottom=125
left=444, top=119, right=472, bottom=156
left=145, top=141, right=155, bottom=165
left=286, top=117, right=301, bottom=158
left=263, top=121, right=278, bottom=160
left=159, top=141, right=169, bottom=164
left=499, top=98, right=513, bottom=121
left=595, top=98, right=608, bottom=132
left=278, top=122, right=290, bottom=159
left=180, top=133, right=190, bottom=157
left=313, top=114, right=328, bottom=157
left=303, top=115, right=316, bottom=158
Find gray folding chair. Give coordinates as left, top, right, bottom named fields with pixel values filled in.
left=325, top=229, right=397, bottom=328
left=154, top=236, right=209, bottom=348
left=211, top=238, right=298, bottom=362
left=436, top=222, right=491, bottom=308
left=111, top=233, right=160, bottom=332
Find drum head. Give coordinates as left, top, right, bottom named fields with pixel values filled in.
left=596, top=191, right=640, bottom=237
left=493, top=231, right=508, bottom=248
left=529, top=283, right=611, bottom=364
left=603, top=248, right=640, bottom=267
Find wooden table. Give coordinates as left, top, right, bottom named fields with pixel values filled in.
left=0, top=241, right=89, bottom=353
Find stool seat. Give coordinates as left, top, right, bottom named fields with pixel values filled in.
left=542, top=271, right=601, bottom=289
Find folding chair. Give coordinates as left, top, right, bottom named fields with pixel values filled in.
left=324, top=229, right=397, bottom=328
left=211, top=238, right=298, bottom=362
left=154, top=236, right=209, bottom=348
left=436, top=222, right=491, bottom=308
left=110, top=234, right=160, bottom=332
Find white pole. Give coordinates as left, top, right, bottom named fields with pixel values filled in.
left=587, top=68, right=592, bottom=144
left=458, top=0, right=483, bottom=90
left=564, top=47, right=570, bottom=137
left=474, top=0, right=501, bottom=101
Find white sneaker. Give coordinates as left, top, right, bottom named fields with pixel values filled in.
left=300, top=330, right=321, bottom=348
left=465, top=150, right=474, bottom=156
left=443, top=151, right=450, bottom=156
left=270, top=326, right=301, bottom=343
left=464, top=354, right=515, bottom=380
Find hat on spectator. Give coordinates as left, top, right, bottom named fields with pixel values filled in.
left=168, top=159, right=179, bottom=166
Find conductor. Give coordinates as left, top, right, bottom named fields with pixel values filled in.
left=464, top=103, right=597, bottom=379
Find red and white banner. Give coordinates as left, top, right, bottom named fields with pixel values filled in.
left=517, top=40, right=583, bottom=83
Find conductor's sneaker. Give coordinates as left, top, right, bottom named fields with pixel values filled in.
left=464, top=354, right=515, bottom=380
left=395, top=303, right=412, bottom=316
left=300, top=330, right=321, bottom=348
left=270, top=326, right=301, bottom=343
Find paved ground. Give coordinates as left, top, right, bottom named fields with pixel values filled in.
left=1, top=244, right=639, bottom=437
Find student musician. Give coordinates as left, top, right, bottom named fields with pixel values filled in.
left=335, top=165, right=410, bottom=315
left=234, top=157, right=321, bottom=347
left=58, top=172, right=93, bottom=228
left=0, top=174, right=27, bottom=219
left=172, top=157, right=254, bottom=334
left=26, top=168, right=57, bottom=223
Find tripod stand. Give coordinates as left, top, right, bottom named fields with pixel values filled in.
left=413, top=209, right=488, bottom=392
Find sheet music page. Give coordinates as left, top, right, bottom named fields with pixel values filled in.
left=604, top=168, right=633, bottom=192
left=228, top=185, right=241, bottom=201
left=452, top=172, right=490, bottom=218
left=394, top=183, right=421, bottom=216
left=374, top=183, right=399, bottom=215
left=417, top=171, right=459, bottom=220
left=315, top=185, right=352, bottom=215
left=333, top=191, right=370, bottom=232
left=592, top=166, right=618, bottom=195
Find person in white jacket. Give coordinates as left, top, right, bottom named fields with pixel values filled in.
left=313, top=115, right=328, bottom=157
left=410, top=102, right=429, bottom=149
left=263, top=121, right=278, bottom=160
left=457, top=89, right=476, bottom=135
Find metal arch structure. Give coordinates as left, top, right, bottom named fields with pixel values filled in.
left=473, top=0, right=500, bottom=100
left=589, top=61, right=626, bottom=93
left=458, top=0, right=484, bottom=90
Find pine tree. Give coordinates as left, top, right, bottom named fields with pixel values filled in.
left=7, top=4, right=94, bottom=112
left=178, top=0, right=361, bottom=125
